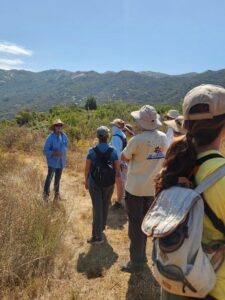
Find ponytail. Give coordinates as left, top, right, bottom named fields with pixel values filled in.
left=155, top=135, right=197, bottom=196
left=155, top=106, right=225, bottom=196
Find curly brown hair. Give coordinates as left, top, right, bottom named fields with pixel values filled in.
left=155, top=135, right=197, bottom=196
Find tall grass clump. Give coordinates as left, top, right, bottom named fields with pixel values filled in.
left=0, top=153, right=65, bottom=294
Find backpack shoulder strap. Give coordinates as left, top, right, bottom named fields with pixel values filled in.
left=113, top=134, right=124, bottom=142
left=195, top=163, right=225, bottom=194
left=196, top=153, right=223, bottom=166
left=203, top=196, right=225, bottom=235
left=93, top=146, right=103, bottom=159
left=105, top=147, right=113, bottom=158
left=195, top=154, right=225, bottom=236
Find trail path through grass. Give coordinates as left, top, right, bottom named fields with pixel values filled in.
left=22, top=154, right=160, bottom=300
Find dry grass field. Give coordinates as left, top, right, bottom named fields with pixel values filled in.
left=0, top=149, right=160, bottom=300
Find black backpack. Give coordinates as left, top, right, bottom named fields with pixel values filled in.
left=91, top=146, right=116, bottom=187
left=113, top=134, right=127, bottom=150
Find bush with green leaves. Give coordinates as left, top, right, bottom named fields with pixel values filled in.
left=2, top=102, right=182, bottom=149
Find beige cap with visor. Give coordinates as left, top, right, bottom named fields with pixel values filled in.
left=183, top=84, right=225, bottom=120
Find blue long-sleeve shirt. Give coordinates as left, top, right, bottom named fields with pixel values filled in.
left=43, top=132, right=68, bottom=169
left=110, top=126, right=126, bottom=158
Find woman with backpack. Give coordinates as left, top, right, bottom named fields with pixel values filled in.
left=84, top=126, right=122, bottom=245
left=154, top=84, right=225, bottom=300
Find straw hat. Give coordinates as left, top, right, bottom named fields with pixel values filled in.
left=164, top=116, right=185, bottom=134
left=110, top=118, right=125, bottom=129
left=50, top=119, right=65, bottom=130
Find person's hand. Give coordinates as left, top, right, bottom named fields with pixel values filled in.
left=53, top=151, right=63, bottom=157
left=85, top=181, right=89, bottom=190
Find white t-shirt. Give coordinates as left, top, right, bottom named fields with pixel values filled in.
left=122, top=130, right=167, bottom=197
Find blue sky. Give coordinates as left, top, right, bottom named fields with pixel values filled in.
left=1, top=0, right=225, bottom=74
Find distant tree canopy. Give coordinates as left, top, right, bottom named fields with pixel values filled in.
left=85, top=96, right=97, bottom=110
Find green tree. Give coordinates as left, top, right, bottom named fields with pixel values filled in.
left=85, top=96, right=97, bottom=110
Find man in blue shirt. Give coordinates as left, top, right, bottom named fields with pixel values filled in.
left=85, top=126, right=122, bottom=244
left=43, top=119, right=68, bottom=205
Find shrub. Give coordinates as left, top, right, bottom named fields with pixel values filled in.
left=16, top=110, right=36, bottom=125
left=0, top=126, right=44, bottom=152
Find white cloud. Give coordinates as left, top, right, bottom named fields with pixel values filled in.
left=0, top=59, right=24, bottom=70
left=0, top=42, right=32, bottom=56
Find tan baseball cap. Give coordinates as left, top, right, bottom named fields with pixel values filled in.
left=183, top=84, right=225, bottom=120
left=131, top=105, right=162, bottom=130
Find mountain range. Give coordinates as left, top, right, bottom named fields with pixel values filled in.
left=1, top=68, right=225, bottom=118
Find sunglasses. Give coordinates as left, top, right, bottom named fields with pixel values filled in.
left=55, top=124, right=63, bottom=128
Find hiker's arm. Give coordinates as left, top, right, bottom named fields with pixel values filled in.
left=84, top=159, right=91, bottom=190
left=121, top=136, right=136, bottom=163
left=43, top=136, right=53, bottom=158
left=114, top=160, right=123, bottom=200
left=64, top=133, right=68, bottom=147
left=121, top=153, right=129, bottom=163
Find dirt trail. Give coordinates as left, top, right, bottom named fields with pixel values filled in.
left=22, top=154, right=159, bottom=300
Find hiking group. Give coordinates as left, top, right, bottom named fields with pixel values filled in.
left=42, top=84, right=225, bottom=300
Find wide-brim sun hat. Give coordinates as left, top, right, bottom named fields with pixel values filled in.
left=50, top=119, right=66, bottom=130
left=183, top=84, right=225, bottom=120
left=166, top=109, right=179, bottom=119
left=131, top=105, right=162, bottom=130
left=110, top=118, right=125, bottom=129
left=124, top=124, right=135, bottom=136
left=164, top=116, right=185, bottom=134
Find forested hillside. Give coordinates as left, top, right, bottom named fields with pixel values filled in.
left=1, top=68, right=225, bottom=118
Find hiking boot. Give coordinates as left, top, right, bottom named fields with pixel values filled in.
left=87, top=237, right=104, bottom=245
left=54, top=192, right=61, bottom=200
left=121, top=261, right=145, bottom=273
left=43, top=192, right=49, bottom=202
left=112, top=201, right=123, bottom=210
